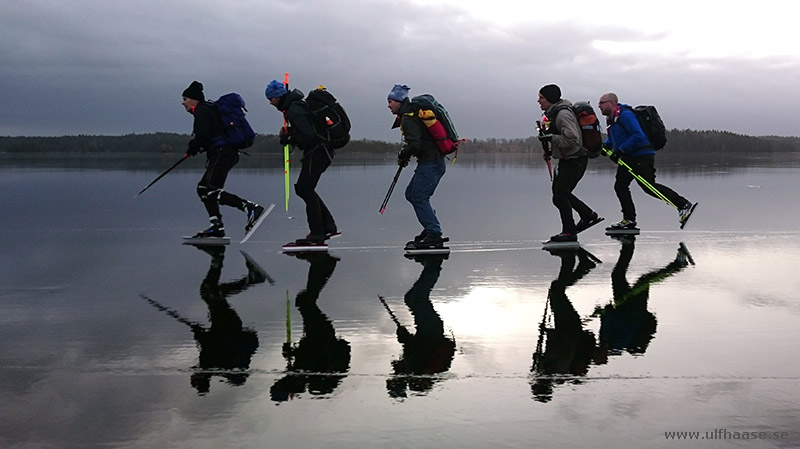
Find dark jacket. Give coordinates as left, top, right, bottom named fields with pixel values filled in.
left=393, top=99, right=442, bottom=163
left=277, top=89, right=322, bottom=154
left=188, top=101, right=225, bottom=155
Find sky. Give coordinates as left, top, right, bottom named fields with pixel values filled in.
left=2, top=0, right=799, bottom=141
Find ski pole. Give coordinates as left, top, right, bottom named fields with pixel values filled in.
left=379, top=165, right=403, bottom=214
left=283, top=73, right=291, bottom=212
left=286, top=289, right=291, bottom=344
left=601, top=147, right=676, bottom=208
left=378, top=295, right=402, bottom=327
left=536, top=120, right=553, bottom=181
left=139, top=294, right=204, bottom=332
left=532, top=294, right=550, bottom=371
left=134, top=153, right=190, bottom=198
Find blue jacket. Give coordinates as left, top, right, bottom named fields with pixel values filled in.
left=604, top=104, right=655, bottom=157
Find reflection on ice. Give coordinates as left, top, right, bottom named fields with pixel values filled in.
left=531, top=239, right=693, bottom=402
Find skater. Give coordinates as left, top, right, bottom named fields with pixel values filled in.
left=265, top=79, right=339, bottom=249
left=537, top=84, right=603, bottom=243
left=597, top=92, right=696, bottom=232
left=181, top=81, right=265, bottom=239
left=387, top=84, right=447, bottom=250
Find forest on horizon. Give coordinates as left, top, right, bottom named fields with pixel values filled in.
left=2, top=130, right=799, bottom=167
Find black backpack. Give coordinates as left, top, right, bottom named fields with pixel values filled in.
left=210, top=93, right=256, bottom=150
left=627, top=105, right=667, bottom=150
left=305, top=86, right=351, bottom=150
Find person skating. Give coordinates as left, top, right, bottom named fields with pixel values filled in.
left=265, top=79, right=339, bottom=249
left=181, top=81, right=265, bottom=239
left=597, top=92, right=697, bottom=233
left=537, top=84, right=603, bottom=244
left=387, top=84, right=447, bottom=250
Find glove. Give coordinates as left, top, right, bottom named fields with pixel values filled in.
left=537, top=133, right=553, bottom=144
left=186, top=147, right=199, bottom=157
left=397, top=147, right=412, bottom=167
left=609, top=151, right=622, bottom=163
left=602, top=141, right=612, bottom=151
left=279, top=127, right=291, bottom=145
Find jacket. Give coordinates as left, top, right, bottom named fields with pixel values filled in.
left=604, top=103, right=655, bottom=157
left=393, top=99, right=442, bottom=163
left=278, top=89, right=322, bottom=154
left=188, top=101, right=226, bottom=155
left=545, top=99, right=584, bottom=160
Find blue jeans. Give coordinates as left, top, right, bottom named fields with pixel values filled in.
left=405, top=158, right=446, bottom=235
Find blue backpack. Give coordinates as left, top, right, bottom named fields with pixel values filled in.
left=211, top=93, right=256, bottom=149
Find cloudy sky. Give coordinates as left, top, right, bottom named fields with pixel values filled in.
left=2, top=0, right=798, bottom=140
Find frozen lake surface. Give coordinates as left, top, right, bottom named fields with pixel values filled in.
left=1, top=154, right=798, bottom=448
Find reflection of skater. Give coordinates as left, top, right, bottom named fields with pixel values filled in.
left=386, top=255, right=455, bottom=398
left=271, top=253, right=350, bottom=402
left=141, top=246, right=268, bottom=394
left=595, top=238, right=693, bottom=355
left=531, top=248, right=600, bottom=403
left=190, top=246, right=267, bottom=393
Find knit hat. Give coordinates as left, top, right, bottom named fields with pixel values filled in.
left=265, top=80, right=287, bottom=99
left=388, top=84, right=410, bottom=102
left=182, top=81, right=205, bottom=102
left=539, top=84, right=561, bottom=103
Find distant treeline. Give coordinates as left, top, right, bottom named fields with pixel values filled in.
left=0, top=132, right=398, bottom=155
left=2, top=130, right=799, bottom=160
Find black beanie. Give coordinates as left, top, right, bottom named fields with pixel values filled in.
left=539, top=84, right=561, bottom=103
left=182, top=81, right=205, bottom=101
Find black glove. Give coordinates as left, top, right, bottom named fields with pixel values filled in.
left=602, top=141, right=612, bottom=151
left=537, top=133, right=553, bottom=144
left=187, top=147, right=199, bottom=157
left=279, top=127, right=291, bottom=145
left=397, top=148, right=412, bottom=167
left=609, top=151, right=622, bottom=163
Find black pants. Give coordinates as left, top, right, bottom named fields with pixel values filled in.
left=295, top=147, right=337, bottom=238
left=197, top=147, right=246, bottom=221
left=552, top=157, right=593, bottom=234
left=614, top=154, right=689, bottom=221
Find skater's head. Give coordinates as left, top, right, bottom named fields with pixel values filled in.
left=387, top=84, right=410, bottom=114
left=597, top=92, right=618, bottom=117
left=538, top=84, right=561, bottom=111
left=265, top=79, right=287, bottom=107
left=181, top=80, right=204, bottom=112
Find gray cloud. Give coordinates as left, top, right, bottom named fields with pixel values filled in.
left=2, top=0, right=798, bottom=138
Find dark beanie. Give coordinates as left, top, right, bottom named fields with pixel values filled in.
left=182, top=81, right=205, bottom=101
left=539, top=84, right=561, bottom=103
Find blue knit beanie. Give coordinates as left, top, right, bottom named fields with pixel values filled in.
left=265, top=80, right=287, bottom=99
left=388, top=84, right=410, bottom=102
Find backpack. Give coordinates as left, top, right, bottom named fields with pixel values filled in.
left=572, top=101, right=603, bottom=158
left=305, top=86, right=351, bottom=150
left=625, top=105, right=667, bottom=150
left=410, top=94, right=462, bottom=156
left=545, top=102, right=603, bottom=158
left=210, top=93, right=256, bottom=150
